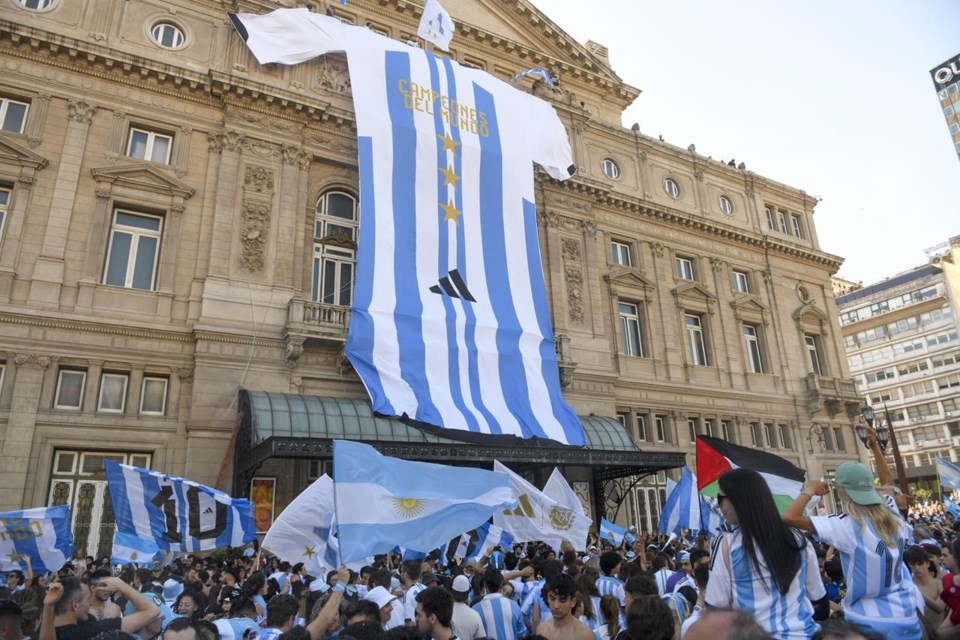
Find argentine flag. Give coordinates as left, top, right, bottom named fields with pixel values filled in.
left=599, top=518, right=626, bottom=546
left=0, top=505, right=75, bottom=573
left=105, top=461, right=257, bottom=552
left=229, top=8, right=586, bottom=447
left=332, top=440, right=515, bottom=563
left=938, top=457, right=960, bottom=491
left=111, top=530, right=161, bottom=566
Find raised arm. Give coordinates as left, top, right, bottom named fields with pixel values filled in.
left=782, top=480, right=829, bottom=533
left=305, top=566, right=350, bottom=640
left=99, top=577, right=159, bottom=634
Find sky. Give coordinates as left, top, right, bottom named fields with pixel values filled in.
left=528, top=0, right=960, bottom=285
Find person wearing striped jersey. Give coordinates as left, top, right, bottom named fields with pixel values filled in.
left=784, top=424, right=920, bottom=640
left=705, top=468, right=828, bottom=640
left=473, top=568, right=526, bottom=640
left=400, top=560, right=427, bottom=626
left=595, top=553, right=625, bottom=607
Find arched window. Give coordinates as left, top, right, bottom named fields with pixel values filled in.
left=151, top=23, right=185, bottom=49
left=313, top=191, right=358, bottom=306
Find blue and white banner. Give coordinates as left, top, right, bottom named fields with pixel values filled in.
left=599, top=518, right=626, bottom=546
left=417, top=0, right=454, bottom=51
left=332, top=440, right=515, bottom=563
left=229, top=8, right=586, bottom=447
left=938, top=457, right=960, bottom=491
left=511, top=67, right=557, bottom=88
left=105, top=461, right=257, bottom=552
left=263, top=474, right=339, bottom=574
left=0, top=505, right=75, bottom=573
left=659, top=468, right=724, bottom=536
left=111, top=530, right=161, bottom=566
left=945, top=498, right=960, bottom=519
left=439, top=521, right=514, bottom=563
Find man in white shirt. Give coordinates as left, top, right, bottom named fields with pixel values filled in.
left=448, top=576, right=483, bottom=640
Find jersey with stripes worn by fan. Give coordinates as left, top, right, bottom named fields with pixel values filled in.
left=473, top=593, right=527, bottom=640
left=809, top=495, right=921, bottom=640
left=704, top=530, right=824, bottom=640
left=229, top=8, right=584, bottom=446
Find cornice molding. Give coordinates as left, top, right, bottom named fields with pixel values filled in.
left=0, top=312, right=193, bottom=343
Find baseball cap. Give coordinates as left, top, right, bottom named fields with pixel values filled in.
left=451, top=575, right=471, bottom=594
left=364, top=586, right=397, bottom=610
left=834, top=461, right=883, bottom=506
left=218, top=586, right=244, bottom=604
left=421, top=572, right=439, bottom=586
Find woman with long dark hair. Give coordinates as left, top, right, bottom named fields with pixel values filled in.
left=242, top=572, right=269, bottom=622
left=705, top=467, right=828, bottom=639
left=783, top=424, right=920, bottom=640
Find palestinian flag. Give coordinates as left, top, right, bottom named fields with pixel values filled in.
left=696, top=436, right=805, bottom=513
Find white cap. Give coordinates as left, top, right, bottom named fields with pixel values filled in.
left=365, top=586, right=397, bottom=610
left=451, top=575, right=471, bottom=593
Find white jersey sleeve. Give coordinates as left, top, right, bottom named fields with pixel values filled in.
left=809, top=513, right=857, bottom=553
left=527, top=98, right=575, bottom=181
left=803, top=540, right=827, bottom=601
left=230, top=8, right=344, bottom=65
left=704, top=534, right=732, bottom=608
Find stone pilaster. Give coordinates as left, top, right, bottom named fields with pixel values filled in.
left=0, top=354, right=49, bottom=509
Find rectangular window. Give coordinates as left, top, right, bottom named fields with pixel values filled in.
left=777, top=210, right=788, bottom=234
left=636, top=415, right=647, bottom=441
left=732, top=270, right=750, bottom=293
left=688, top=419, right=697, bottom=444
left=55, top=369, right=86, bottom=409
left=790, top=214, right=805, bottom=238
left=743, top=324, right=764, bottom=374
left=0, top=96, right=29, bottom=134
left=617, top=413, right=628, bottom=428
left=834, top=427, right=846, bottom=452
left=685, top=314, right=708, bottom=366
left=611, top=241, right=632, bottom=267
left=777, top=424, right=791, bottom=449
left=312, top=244, right=355, bottom=306
left=98, top=373, right=128, bottom=413
left=765, top=206, right=775, bottom=230
left=750, top=422, right=761, bottom=447
left=140, top=376, right=168, bottom=415
left=655, top=416, right=666, bottom=443
left=805, top=334, right=823, bottom=375
left=619, top=302, right=644, bottom=357
left=126, top=127, right=173, bottom=164
left=0, top=188, right=8, bottom=246
left=720, top=420, right=730, bottom=441
left=675, top=256, right=695, bottom=280
left=765, top=423, right=777, bottom=448
left=822, top=427, right=835, bottom=451
left=103, top=210, right=162, bottom=290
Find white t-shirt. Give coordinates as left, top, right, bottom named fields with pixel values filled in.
left=705, top=530, right=824, bottom=640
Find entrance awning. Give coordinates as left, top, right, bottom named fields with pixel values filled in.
left=233, top=390, right=685, bottom=497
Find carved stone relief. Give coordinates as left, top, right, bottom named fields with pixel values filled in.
left=67, top=100, right=96, bottom=124
left=316, top=56, right=352, bottom=95
left=244, top=165, right=275, bottom=193
left=565, top=266, right=584, bottom=324
left=561, top=238, right=581, bottom=261
left=650, top=242, right=666, bottom=258
left=240, top=201, right=271, bottom=272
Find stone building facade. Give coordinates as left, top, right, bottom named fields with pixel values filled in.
left=0, top=0, right=862, bottom=554
left=837, top=237, right=960, bottom=492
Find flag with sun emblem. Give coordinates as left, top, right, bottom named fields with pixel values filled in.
left=332, top=440, right=515, bottom=563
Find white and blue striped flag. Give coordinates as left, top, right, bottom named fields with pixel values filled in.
left=438, top=522, right=513, bottom=563
left=105, top=461, right=256, bottom=552
left=111, top=530, right=161, bottom=566
left=229, top=8, right=585, bottom=447
left=511, top=67, right=557, bottom=88
left=659, top=468, right=724, bottom=536
left=599, top=518, right=626, bottom=546
left=0, top=505, right=75, bottom=573
left=945, top=498, right=960, bottom=519
left=417, top=0, right=454, bottom=51
left=938, top=457, right=960, bottom=491
left=333, top=440, right=515, bottom=563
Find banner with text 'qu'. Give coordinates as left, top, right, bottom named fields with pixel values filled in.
left=230, top=8, right=586, bottom=446
left=105, top=462, right=257, bottom=552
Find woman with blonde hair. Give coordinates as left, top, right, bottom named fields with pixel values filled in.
left=783, top=423, right=919, bottom=639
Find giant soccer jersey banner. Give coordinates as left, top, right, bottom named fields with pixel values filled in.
left=231, top=9, right=586, bottom=446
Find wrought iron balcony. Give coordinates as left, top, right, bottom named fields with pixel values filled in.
left=803, top=373, right=861, bottom=419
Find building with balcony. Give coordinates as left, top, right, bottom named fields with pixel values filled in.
left=837, top=236, right=960, bottom=492
left=0, top=0, right=863, bottom=555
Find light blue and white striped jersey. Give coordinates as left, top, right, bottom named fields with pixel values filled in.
left=520, top=580, right=550, bottom=626
left=704, top=530, right=824, bottom=640
left=595, top=575, right=626, bottom=607
left=810, top=496, right=920, bottom=639
left=652, top=568, right=672, bottom=597
left=474, top=593, right=527, bottom=640
left=230, top=8, right=585, bottom=446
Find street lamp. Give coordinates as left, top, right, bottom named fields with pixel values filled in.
left=856, top=402, right=874, bottom=449
left=859, top=401, right=910, bottom=497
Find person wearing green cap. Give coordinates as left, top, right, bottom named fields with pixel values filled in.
left=783, top=423, right=920, bottom=640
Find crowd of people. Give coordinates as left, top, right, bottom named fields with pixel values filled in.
left=1, top=423, right=958, bottom=640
